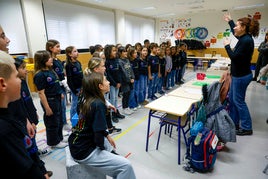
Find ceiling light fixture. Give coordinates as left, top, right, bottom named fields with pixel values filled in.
left=143, top=6, right=156, bottom=10
left=233, top=3, right=264, bottom=10
left=154, top=13, right=175, bottom=18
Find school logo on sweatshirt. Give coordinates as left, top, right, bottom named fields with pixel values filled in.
left=47, top=76, right=52, bottom=82
left=24, top=135, right=32, bottom=149
left=55, top=67, right=60, bottom=72
left=22, top=91, right=27, bottom=98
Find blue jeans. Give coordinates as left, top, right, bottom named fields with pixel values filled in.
left=229, top=73, right=252, bottom=130
left=70, top=89, right=80, bottom=119
left=138, top=75, right=147, bottom=103
left=61, top=88, right=67, bottom=125
left=109, top=86, right=119, bottom=108
left=129, top=80, right=139, bottom=108
left=157, top=76, right=164, bottom=93
left=147, top=73, right=159, bottom=99
left=166, top=72, right=172, bottom=88
left=170, top=70, right=176, bottom=87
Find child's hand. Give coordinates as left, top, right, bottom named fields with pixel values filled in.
left=46, top=107, right=53, bottom=116
left=108, top=105, right=116, bottom=112
left=107, top=135, right=116, bottom=149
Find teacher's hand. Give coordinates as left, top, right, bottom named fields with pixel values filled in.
left=223, top=12, right=232, bottom=22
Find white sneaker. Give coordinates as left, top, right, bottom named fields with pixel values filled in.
left=38, top=148, right=51, bottom=157
left=63, top=124, right=72, bottom=131
left=63, top=130, right=71, bottom=136
left=123, top=108, right=132, bottom=115
left=51, top=141, right=68, bottom=149
left=127, top=108, right=134, bottom=114
left=137, top=105, right=142, bottom=109
left=132, top=107, right=137, bottom=111
left=62, top=136, right=69, bottom=143
left=154, top=93, right=162, bottom=98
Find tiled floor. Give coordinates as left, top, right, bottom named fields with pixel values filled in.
left=33, top=69, right=268, bottom=179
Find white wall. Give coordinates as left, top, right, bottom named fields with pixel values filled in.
left=21, top=0, right=47, bottom=57
left=158, top=8, right=268, bottom=48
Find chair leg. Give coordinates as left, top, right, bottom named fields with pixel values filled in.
left=156, top=121, right=165, bottom=150
left=169, top=125, right=173, bottom=137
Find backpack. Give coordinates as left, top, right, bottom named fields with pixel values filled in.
left=185, top=127, right=218, bottom=173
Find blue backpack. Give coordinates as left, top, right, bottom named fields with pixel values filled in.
left=185, top=127, right=218, bottom=172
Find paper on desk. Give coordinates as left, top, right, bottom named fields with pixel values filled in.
left=182, top=87, right=202, bottom=95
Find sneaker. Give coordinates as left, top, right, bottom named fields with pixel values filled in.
left=154, top=93, right=162, bottom=98
left=51, top=141, right=68, bottom=149
left=109, top=126, right=122, bottom=136
left=62, top=136, right=69, bottom=143
left=63, top=130, right=71, bottom=136
left=137, top=105, right=142, bottom=109
left=127, top=108, right=134, bottom=114
left=115, top=111, right=125, bottom=119
left=141, top=100, right=149, bottom=105
left=236, top=129, right=253, bottom=136
left=111, top=150, right=119, bottom=155
left=46, top=171, right=53, bottom=177
left=38, top=149, right=51, bottom=157
left=132, top=107, right=138, bottom=111
left=152, top=95, right=158, bottom=100
left=63, top=124, right=72, bottom=131
left=112, top=116, right=119, bottom=123
left=123, top=108, right=133, bottom=115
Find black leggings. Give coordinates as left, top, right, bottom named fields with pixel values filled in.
left=122, top=91, right=130, bottom=109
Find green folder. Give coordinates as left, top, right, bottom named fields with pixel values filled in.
left=192, top=81, right=211, bottom=86
left=206, top=75, right=221, bottom=79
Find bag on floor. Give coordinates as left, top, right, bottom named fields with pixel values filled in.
left=185, top=127, right=218, bottom=172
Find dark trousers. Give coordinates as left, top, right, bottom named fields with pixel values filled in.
left=42, top=96, right=63, bottom=146
left=106, top=110, right=113, bottom=129
left=122, top=91, right=131, bottom=109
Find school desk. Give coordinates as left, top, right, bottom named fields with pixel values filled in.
left=144, top=95, right=197, bottom=164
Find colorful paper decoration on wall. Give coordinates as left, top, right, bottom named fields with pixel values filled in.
left=173, top=27, right=208, bottom=40
left=253, top=12, right=261, bottom=20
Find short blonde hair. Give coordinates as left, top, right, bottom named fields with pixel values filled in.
left=0, top=51, right=15, bottom=79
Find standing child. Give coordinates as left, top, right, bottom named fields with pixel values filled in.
left=147, top=43, right=160, bottom=100
left=0, top=51, right=47, bottom=178
left=170, top=46, right=178, bottom=87
left=165, top=47, right=172, bottom=90
left=85, top=57, right=122, bottom=135
left=138, top=46, right=149, bottom=105
left=157, top=47, right=166, bottom=95
left=177, top=43, right=188, bottom=84
left=68, top=72, right=136, bottom=179
left=46, top=39, right=71, bottom=131
left=128, top=47, right=140, bottom=110
left=14, top=56, right=53, bottom=177
left=65, top=46, right=83, bottom=120
left=34, top=50, right=67, bottom=149
left=105, top=45, right=125, bottom=122
left=118, top=46, right=135, bottom=115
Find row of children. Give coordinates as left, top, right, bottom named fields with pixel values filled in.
left=101, top=41, right=188, bottom=121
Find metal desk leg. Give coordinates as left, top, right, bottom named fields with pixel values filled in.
left=145, top=110, right=153, bottom=152
left=178, top=116, right=181, bottom=165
